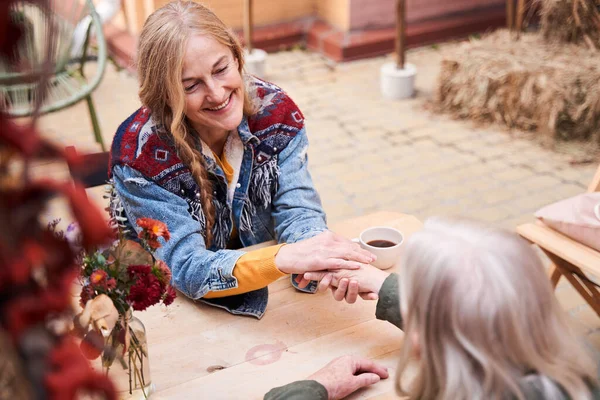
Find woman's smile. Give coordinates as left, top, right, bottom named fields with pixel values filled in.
left=204, top=92, right=233, bottom=113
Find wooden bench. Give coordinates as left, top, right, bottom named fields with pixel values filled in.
left=517, top=163, right=600, bottom=317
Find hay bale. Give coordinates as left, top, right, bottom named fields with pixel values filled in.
left=436, top=30, right=600, bottom=142
left=540, top=0, right=600, bottom=49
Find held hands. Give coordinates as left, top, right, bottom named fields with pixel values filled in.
left=300, top=265, right=390, bottom=304
left=275, top=230, right=388, bottom=304
left=275, top=231, right=376, bottom=275
left=308, top=355, right=389, bottom=400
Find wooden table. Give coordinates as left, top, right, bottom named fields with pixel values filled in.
left=133, top=212, right=422, bottom=399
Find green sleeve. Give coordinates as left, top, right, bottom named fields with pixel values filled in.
left=264, top=380, right=328, bottom=400
left=515, top=375, right=600, bottom=399
left=375, top=273, right=403, bottom=330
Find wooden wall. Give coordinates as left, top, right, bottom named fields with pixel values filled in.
left=111, top=0, right=504, bottom=36
left=348, top=0, right=504, bottom=31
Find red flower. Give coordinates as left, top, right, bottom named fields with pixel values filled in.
left=106, top=278, right=117, bottom=290
left=89, top=270, right=108, bottom=288
left=126, top=265, right=162, bottom=311
left=127, top=264, right=151, bottom=277
left=79, top=285, right=95, bottom=308
left=137, top=218, right=171, bottom=249
left=163, top=286, right=177, bottom=306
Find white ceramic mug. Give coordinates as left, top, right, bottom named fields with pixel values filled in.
left=354, top=226, right=404, bottom=270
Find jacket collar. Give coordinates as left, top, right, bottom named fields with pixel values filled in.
left=237, top=116, right=260, bottom=145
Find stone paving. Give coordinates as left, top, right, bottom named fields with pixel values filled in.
left=36, top=46, right=600, bottom=345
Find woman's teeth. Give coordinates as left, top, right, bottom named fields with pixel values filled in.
left=207, top=96, right=230, bottom=111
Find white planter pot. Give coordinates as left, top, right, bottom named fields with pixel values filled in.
left=244, top=48, right=267, bottom=78
left=380, top=62, right=417, bottom=100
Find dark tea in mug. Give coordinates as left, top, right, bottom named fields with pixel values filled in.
left=366, top=239, right=397, bottom=248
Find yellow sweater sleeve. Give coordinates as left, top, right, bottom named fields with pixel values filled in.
left=204, top=244, right=287, bottom=298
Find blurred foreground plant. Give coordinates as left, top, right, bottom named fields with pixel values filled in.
left=0, top=0, right=116, bottom=398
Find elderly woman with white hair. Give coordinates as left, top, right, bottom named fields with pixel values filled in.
left=266, top=218, right=600, bottom=400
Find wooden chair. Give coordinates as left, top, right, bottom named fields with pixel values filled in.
left=65, top=146, right=110, bottom=188
left=517, top=163, right=600, bottom=316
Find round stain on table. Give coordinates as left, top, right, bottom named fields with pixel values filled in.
left=245, top=340, right=287, bottom=366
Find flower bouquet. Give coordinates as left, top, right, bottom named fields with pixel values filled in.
left=70, top=217, right=176, bottom=399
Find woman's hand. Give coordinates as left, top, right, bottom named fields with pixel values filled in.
left=302, top=265, right=390, bottom=304
left=308, top=355, right=389, bottom=400
left=275, top=231, right=376, bottom=275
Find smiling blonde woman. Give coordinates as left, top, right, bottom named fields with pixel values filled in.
left=109, top=1, right=376, bottom=318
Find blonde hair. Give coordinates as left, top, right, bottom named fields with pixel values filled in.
left=137, top=1, right=254, bottom=247
left=396, top=218, right=597, bottom=400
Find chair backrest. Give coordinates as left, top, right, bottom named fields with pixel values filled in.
left=2, top=1, right=85, bottom=76
left=0, top=0, right=107, bottom=116
left=588, top=163, right=600, bottom=193
left=65, top=146, right=110, bottom=188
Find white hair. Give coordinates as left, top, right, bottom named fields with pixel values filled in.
left=396, top=217, right=597, bottom=400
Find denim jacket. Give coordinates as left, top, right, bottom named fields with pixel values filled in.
left=109, top=77, right=327, bottom=318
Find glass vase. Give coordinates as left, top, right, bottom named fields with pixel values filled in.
left=102, top=309, right=153, bottom=399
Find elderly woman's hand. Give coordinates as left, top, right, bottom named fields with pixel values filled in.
left=308, top=355, right=389, bottom=400
left=275, top=231, right=376, bottom=275
left=301, top=265, right=390, bottom=304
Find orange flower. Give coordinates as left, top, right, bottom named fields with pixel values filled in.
left=137, top=218, right=170, bottom=240
left=145, top=236, right=161, bottom=250
left=137, top=218, right=170, bottom=249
